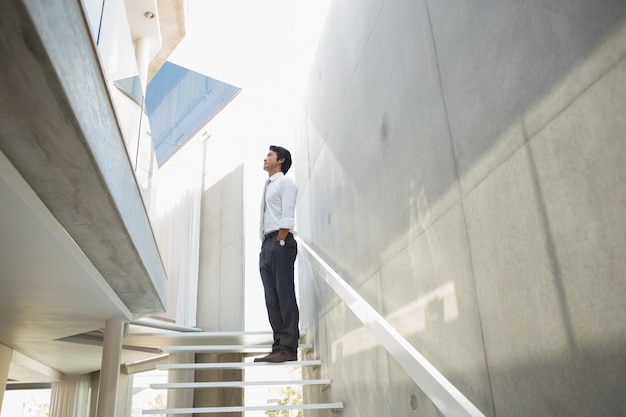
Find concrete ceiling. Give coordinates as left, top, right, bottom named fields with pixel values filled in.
left=0, top=149, right=137, bottom=381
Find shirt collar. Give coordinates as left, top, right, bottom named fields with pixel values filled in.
left=268, top=172, right=284, bottom=182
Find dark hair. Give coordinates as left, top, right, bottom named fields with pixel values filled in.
left=270, top=145, right=292, bottom=174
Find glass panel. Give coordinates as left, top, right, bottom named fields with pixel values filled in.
left=146, top=61, right=241, bottom=166
left=0, top=388, right=51, bottom=417
left=114, top=76, right=144, bottom=105
left=130, top=369, right=168, bottom=417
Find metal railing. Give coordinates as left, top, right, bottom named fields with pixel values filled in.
left=296, top=237, right=486, bottom=417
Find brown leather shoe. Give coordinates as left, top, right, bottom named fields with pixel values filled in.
left=255, top=348, right=297, bottom=363
left=254, top=351, right=276, bottom=362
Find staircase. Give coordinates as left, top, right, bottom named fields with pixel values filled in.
left=138, top=332, right=343, bottom=415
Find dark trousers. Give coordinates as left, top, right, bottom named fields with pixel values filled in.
left=259, top=232, right=299, bottom=353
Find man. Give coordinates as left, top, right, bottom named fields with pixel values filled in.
left=255, top=145, right=299, bottom=363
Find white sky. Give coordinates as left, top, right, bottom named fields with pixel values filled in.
left=168, top=0, right=331, bottom=330
left=169, top=0, right=330, bottom=147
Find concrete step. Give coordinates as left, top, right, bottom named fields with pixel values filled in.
left=142, top=402, right=344, bottom=415
left=151, top=378, right=331, bottom=389
left=142, top=334, right=340, bottom=416
left=160, top=343, right=312, bottom=353
left=156, top=359, right=321, bottom=370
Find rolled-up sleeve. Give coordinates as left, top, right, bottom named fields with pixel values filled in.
left=278, top=179, right=297, bottom=230
left=261, top=174, right=298, bottom=237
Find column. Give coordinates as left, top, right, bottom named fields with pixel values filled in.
left=96, top=319, right=125, bottom=417
left=167, top=352, right=195, bottom=417
left=134, top=37, right=152, bottom=96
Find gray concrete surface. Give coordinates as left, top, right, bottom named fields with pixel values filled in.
left=296, top=0, right=626, bottom=416
left=197, top=164, right=245, bottom=331
left=193, top=353, right=244, bottom=416
left=0, top=0, right=167, bottom=316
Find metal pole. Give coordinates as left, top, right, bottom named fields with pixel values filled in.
left=0, top=343, right=12, bottom=412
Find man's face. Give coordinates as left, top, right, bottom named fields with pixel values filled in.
left=263, top=150, right=282, bottom=172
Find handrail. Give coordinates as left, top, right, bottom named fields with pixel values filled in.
left=296, top=237, right=486, bottom=417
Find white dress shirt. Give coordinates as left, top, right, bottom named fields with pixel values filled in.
left=260, top=172, right=297, bottom=239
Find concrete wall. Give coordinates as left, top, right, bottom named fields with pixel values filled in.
left=193, top=353, right=244, bottom=417
left=195, top=165, right=245, bottom=415
left=197, top=164, right=246, bottom=331
left=296, top=0, right=626, bottom=416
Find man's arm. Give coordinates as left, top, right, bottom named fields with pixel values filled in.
left=276, top=179, right=297, bottom=241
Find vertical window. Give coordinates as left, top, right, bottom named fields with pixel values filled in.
left=1, top=387, right=51, bottom=417
left=130, top=369, right=168, bottom=416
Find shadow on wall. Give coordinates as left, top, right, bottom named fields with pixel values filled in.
left=297, top=1, right=626, bottom=415
left=298, top=0, right=626, bottom=315
left=301, top=0, right=626, bottom=246
left=326, top=331, right=626, bottom=417
left=329, top=281, right=457, bottom=362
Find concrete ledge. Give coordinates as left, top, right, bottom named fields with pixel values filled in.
left=0, top=0, right=167, bottom=316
